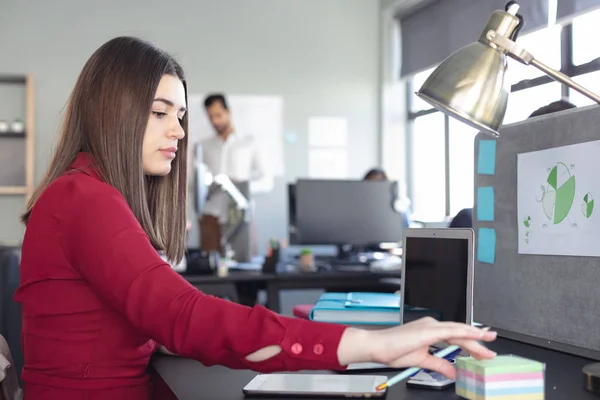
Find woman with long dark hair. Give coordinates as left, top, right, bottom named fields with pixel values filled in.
left=16, top=36, right=496, bottom=399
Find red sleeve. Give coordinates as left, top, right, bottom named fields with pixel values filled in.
left=58, top=180, right=347, bottom=372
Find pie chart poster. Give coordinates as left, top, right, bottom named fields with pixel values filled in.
left=517, top=140, right=600, bottom=257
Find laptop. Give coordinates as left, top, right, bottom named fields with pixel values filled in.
left=345, top=228, right=474, bottom=371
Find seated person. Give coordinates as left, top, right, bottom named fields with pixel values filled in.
left=528, top=99, right=576, bottom=118
left=16, top=37, right=496, bottom=400
left=449, top=208, right=472, bottom=228
left=363, top=168, right=388, bottom=181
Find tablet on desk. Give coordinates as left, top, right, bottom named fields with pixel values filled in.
left=345, top=347, right=442, bottom=372
left=346, top=362, right=393, bottom=371
left=242, top=373, right=387, bottom=398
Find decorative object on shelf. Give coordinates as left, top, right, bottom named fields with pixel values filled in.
left=299, top=248, right=316, bottom=272
left=10, top=119, right=24, bottom=133
left=0, top=74, right=35, bottom=202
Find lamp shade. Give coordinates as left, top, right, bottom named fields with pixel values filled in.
left=415, top=7, right=522, bottom=137
left=415, top=42, right=509, bottom=137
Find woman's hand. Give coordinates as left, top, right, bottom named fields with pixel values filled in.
left=337, top=317, right=497, bottom=379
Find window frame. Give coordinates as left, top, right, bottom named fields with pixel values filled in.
left=404, top=21, right=600, bottom=222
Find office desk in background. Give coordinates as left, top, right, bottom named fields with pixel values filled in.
left=182, top=271, right=273, bottom=306
left=152, top=338, right=596, bottom=400
left=266, top=269, right=401, bottom=313
left=182, top=269, right=401, bottom=313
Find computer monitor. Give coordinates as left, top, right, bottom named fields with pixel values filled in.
left=287, top=183, right=298, bottom=244
left=399, top=228, right=474, bottom=326
left=291, top=179, right=405, bottom=248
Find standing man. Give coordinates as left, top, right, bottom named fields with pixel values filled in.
left=199, top=93, right=273, bottom=253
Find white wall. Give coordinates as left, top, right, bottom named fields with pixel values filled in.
left=0, top=0, right=381, bottom=250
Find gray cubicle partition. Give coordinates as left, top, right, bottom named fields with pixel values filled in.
left=473, top=104, right=600, bottom=360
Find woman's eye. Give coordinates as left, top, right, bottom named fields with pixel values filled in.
left=153, top=111, right=167, bottom=118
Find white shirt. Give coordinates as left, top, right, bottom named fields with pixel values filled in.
left=201, top=132, right=273, bottom=222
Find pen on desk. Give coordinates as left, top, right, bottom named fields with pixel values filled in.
left=376, top=326, right=492, bottom=391
left=375, top=344, right=461, bottom=391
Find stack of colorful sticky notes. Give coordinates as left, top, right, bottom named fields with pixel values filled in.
left=456, top=354, right=545, bottom=399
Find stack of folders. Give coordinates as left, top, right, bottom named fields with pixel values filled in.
left=309, top=292, right=443, bottom=328
left=309, top=292, right=401, bottom=328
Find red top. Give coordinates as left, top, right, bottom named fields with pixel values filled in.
left=16, top=153, right=347, bottom=399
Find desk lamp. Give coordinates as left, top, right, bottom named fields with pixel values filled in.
left=415, top=1, right=600, bottom=394
left=415, top=0, right=600, bottom=137
left=210, top=173, right=251, bottom=255
left=193, top=141, right=250, bottom=258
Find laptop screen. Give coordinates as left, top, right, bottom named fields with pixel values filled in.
left=402, top=236, right=470, bottom=324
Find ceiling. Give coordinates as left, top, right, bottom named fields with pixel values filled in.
left=385, top=0, right=438, bottom=17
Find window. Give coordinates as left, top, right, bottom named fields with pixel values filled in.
left=570, top=71, right=600, bottom=106
left=448, top=119, right=478, bottom=217
left=572, top=8, right=600, bottom=65
left=410, top=67, right=436, bottom=112
left=409, top=112, right=446, bottom=221
left=568, top=8, right=600, bottom=107
left=307, top=117, right=348, bottom=179
left=503, top=82, right=563, bottom=124
left=401, top=7, right=600, bottom=223
left=506, top=25, right=562, bottom=85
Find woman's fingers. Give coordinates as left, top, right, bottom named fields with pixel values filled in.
left=419, top=321, right=497, bottom=361
left=428, top=322, right=497, bottom=344
left=406, top=318, right=496, bottom=343
left=415, top=355, right=457, bottom=379
left=448, top=339, right=497, bottom=359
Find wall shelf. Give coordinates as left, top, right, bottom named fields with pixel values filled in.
left=0, top=74, right=35, bottom=202
left=0, top=187, right=27, bottom=195
left=0, top=132, right=26, bottom=138
left=0, top=75, right=26, bottom=84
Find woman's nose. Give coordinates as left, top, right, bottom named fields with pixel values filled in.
left=169, top=119, right=185, bottom=140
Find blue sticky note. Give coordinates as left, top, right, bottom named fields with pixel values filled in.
left=477, top=228, right=496, bottom=264
left=477, top=186, right=494, bottom=221
left=477, top=140, right=496, bottom=175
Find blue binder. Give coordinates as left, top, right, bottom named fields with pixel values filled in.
left=309, top=292, right=401, bottom=325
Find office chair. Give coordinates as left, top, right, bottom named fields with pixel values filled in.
left=0, top=247, right=22, bottom=386
left=0, top=334, right=21, bottom=400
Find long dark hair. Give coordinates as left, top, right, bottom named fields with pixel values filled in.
left=22, top=36, right=188, bottom=263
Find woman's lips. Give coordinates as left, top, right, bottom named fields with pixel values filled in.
left=159, top=148, right=177, bottom=159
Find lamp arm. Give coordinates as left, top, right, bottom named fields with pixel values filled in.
left=212, top=173, right=251, bottom=251
left=213, top=174, right=250, bottom=210
left=220, top=212, right=249, bottom=249
left=486, top=30, right=600, bottom=105
left=528, top=59, right=600, bottom=104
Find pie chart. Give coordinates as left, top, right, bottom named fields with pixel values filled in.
left=582, top=193, right=594, bottom=219
left=540, top=162, right=576, bottom=224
